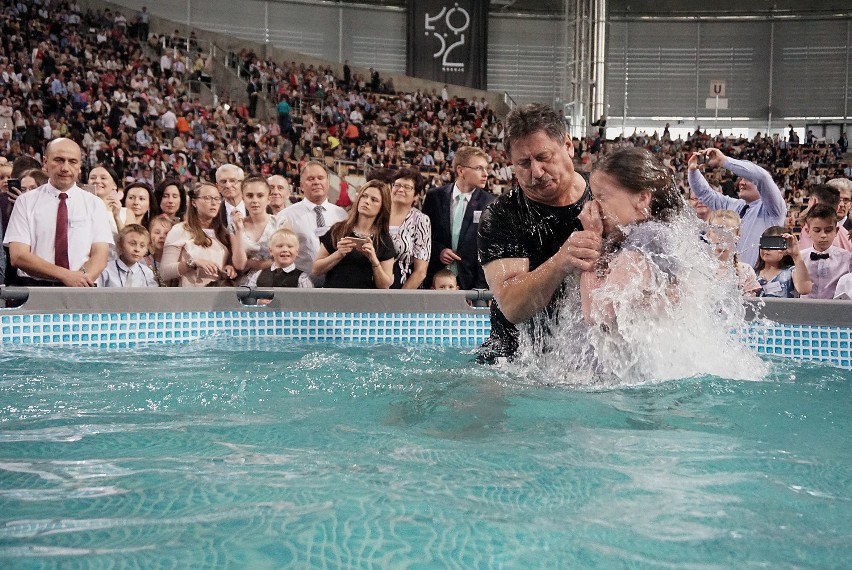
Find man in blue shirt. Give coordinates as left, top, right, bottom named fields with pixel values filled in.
left=688, top=149, right=786, bottom=267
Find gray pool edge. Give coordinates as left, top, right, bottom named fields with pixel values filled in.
left=1, top=288, right=850, bottom=326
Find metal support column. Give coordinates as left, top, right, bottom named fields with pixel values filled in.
left=564, top=0, right=607, bottom=139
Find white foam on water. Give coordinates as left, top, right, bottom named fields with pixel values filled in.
left=504, top=212, right=769, bottom=387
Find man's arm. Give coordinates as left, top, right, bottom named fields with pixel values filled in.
left=724, top=156, right=787, bottom=218
left=84, top=242, right=110, bottom=283
left=687, top=153, right=741, bottom=212
left=484, top=228, right=601, bottom=324
left=9, top=242, right=93, bottom=286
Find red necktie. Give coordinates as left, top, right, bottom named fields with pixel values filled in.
left=55, top=193, right=69, bottom=269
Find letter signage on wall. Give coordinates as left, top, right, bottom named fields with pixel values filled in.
left=407, top=0, right=487, bottom=90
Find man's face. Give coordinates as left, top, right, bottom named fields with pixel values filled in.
left=44, top=139, right=82, bottom=191
left=836, top=189, right=851, bottom=220
left=300, top=164, right=329, bottom=204
left=267, top=176, right=290, bottom=207
left=509, top=131, right=576, bottom=205
left=216, top=170, right=243, bottom=203
left=454, top=155, right=488, bottom=191
left=737, top=178, right=759, bottom=203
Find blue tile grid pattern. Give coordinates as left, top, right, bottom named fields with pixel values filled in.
left=0, top=311, right=489, bottom=349
left=0, top=312, right=849, bottom=369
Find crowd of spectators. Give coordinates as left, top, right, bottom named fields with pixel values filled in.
left=0, top=1, right=850, bottom=299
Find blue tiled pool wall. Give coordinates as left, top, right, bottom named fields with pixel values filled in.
left=0, top=311, right=850, bottom=369
left=0, top=311, right=490, bottom=348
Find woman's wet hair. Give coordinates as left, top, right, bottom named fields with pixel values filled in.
left=594, top=147, right=683, bottom=223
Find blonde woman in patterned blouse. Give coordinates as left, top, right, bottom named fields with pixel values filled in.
left=387, top=167, right=432, bottom=289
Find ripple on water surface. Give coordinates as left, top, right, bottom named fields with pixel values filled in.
left=0, top=339, right=850, bottom=568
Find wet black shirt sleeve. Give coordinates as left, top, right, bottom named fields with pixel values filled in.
left=477, top=180, right=591, bottom=361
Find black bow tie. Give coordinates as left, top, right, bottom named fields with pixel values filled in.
left=810, top=252, right=830, bottom=260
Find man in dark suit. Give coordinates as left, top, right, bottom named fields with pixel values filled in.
left=422, top=146, right=495, bottom=289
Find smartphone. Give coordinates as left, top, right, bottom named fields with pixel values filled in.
left=759, top=235, right=788, bottom=250
left=80, top=184, right=98, bottom=195
left=349, top=236, right=369, bottom=245
left=696, top=153, right=708, bottom=165
left=6, top=178, right=21, bottom=193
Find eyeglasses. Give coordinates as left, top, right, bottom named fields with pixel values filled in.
left=461, top=165, right=488, bottom=174
left=391, top=182, right=415, bottom=192
left=194, top=195, right=221, bottom=203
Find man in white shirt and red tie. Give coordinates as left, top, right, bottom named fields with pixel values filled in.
left=4, top=138, right=113, bottom=286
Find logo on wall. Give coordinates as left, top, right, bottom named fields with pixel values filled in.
left=424, top=3, right=470, bottom=73
left=407, top=0, right=487, bottom=89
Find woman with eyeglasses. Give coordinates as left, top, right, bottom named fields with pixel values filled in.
left=312, top=180, right=396, bottom=289
left=387, top=167, right=431, bottom=289
left=160, top=182, right=237, bottom=287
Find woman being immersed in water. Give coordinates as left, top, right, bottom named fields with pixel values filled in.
left=512, top=146, right=765, bottom=383
left=579, top=147, right=686, bottom=327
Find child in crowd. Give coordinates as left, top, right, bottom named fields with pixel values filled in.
left=96, top=224, right=159, bottom=287
left=800, top=204, right=852, bottom=299
left=706, top=210, right=762, bottom=296
left=431, top=268, right=459, bottom=290
left=754, top=226, right=812, bottom=298
left=246, top=228, right=313, bottom=288
left=146, top=216, right=175, bottom=287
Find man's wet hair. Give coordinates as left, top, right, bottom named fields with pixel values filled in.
left=504, top=103, right=566, bottom=157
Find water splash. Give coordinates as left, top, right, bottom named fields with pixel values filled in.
left=505, top=213, right=769, bottom=387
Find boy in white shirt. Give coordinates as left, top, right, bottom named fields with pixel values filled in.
left=97, top=224, right=159, bottom=287
left=800, top=204, right=852, bottom=299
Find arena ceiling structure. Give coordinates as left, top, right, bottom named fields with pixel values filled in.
left=342, top=0, right=851, bottom=17
left=115, top=0, right=851, bottom=138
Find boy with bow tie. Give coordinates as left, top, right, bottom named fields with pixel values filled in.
left=801, top=204, right=852, bottom=299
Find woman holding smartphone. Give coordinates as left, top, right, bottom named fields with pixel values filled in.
left=312, top=180, right=396, bottom=288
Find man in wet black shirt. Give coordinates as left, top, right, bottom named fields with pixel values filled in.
left=478, top=103, right=602, bottom=360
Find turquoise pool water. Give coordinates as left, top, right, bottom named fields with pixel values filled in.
left=1, top=338, right=850, bottom=568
